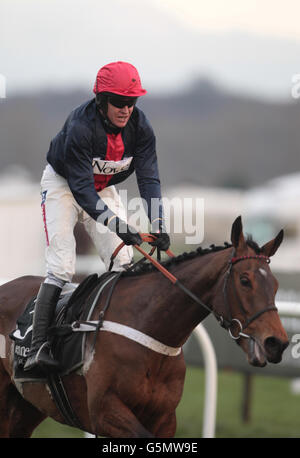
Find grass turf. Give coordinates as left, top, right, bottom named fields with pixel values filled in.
left=32, top=366, right=300, bottom=438
left=176, top=367, right=300, bottom=438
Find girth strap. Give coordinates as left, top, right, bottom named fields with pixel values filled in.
left=69, top=319, right=182, bottom=357
left=47, top=373, right=82, bottom=429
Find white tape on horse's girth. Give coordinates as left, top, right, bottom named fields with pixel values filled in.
left=76, top=320, right=182, bottom=357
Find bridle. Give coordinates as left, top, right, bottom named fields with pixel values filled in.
left=110, top=235, right=278, bottom=342
left=216, top=248, right=277, bottom=341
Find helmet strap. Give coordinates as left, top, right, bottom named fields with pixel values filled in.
left=95, top=93, right=108, bottom=115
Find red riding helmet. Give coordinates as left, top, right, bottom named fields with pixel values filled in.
left=93, top=61, right=147, bottom=97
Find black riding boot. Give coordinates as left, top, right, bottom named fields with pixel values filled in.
left=24, top=283, right=61, bottom=372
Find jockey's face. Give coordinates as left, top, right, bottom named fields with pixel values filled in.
left=106, top=102, right=134, bottom=128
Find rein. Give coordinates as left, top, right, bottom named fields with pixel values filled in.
left=109, top=234, right=177, bottom=283
left=110, top=234, right=214, bottom=315
left=110, top=235, right=276, bottom=341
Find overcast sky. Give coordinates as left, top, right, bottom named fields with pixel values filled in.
left=154, top=0, right=300, bottom=40
left=1, top=0, right=300, bottom=100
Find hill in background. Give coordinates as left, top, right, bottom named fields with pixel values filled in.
left=0, top=80, right=299, bottom=192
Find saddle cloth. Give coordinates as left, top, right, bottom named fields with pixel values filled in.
left=10, top=272, right=118, bottom=383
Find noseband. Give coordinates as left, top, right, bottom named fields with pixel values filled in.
left=216, top=249, right=277, bottom=340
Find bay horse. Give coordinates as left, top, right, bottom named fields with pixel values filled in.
left=0, top=216, right=288, bottom=438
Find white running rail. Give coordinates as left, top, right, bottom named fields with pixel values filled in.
left=193, top=323, right=218, bottom=438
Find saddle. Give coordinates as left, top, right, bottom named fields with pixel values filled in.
left=10, top=271, right=120, bottom=383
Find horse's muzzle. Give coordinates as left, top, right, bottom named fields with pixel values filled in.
left=264, top=336, right=289, bottom=364
left=246, top=335, right=289, bottom=367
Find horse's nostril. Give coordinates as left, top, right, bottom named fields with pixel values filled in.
left=265, top=336, right=280, bottom=349
left=264, top=336, right=288, bottom=361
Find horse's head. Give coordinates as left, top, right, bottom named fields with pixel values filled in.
left=215, top=216, right=288, bottom=367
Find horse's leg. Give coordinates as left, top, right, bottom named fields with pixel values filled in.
left=89, top=393, right=154, bottom=438
left=0, top=357, right=45, bottom=438
left=0, top=361, right=11, bottom=437
left=151, top=412, right=177, bottom=438
left=7, top=384, right=46, bottom=438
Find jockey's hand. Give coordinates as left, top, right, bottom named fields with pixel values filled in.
left=108, top=217, right=143, bottom=246
left=149, top=231, right=171, bottom=251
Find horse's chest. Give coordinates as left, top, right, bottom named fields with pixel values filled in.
left=134, top=370, right=183, bottom=415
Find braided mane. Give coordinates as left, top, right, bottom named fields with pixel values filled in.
left=123, top=242, right=230, bottom=277
left=123, top=235, right=262, bottom=277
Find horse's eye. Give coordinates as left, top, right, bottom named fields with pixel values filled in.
left=240, top=276, right=251, bottom=287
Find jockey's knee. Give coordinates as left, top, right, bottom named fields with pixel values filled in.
left=44, top=272, right=67, bottom=289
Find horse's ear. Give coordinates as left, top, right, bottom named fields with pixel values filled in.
left=231, top=216, right=246, bottom=250
left=261, top=229, right=284, bottom=257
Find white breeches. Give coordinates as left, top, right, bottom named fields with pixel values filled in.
left=41, top=164, right=133, bottom=283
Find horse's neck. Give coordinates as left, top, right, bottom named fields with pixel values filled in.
left=148, top=248, right=230, bottom=348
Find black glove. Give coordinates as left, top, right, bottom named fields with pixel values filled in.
left=108, top=217, right=142, bottom=246
left=149, top=231, right=170, bottom=251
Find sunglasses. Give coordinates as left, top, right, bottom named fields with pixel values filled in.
left=108, top=96, right=138, bottom=108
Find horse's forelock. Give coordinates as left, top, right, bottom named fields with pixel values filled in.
left=245, top=235, right=262, bottom=254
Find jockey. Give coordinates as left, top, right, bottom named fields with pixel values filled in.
left=24, top=61, right=170, bottom=372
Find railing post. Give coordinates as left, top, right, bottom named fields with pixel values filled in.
left=193, top=323, right=218, bottom=438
